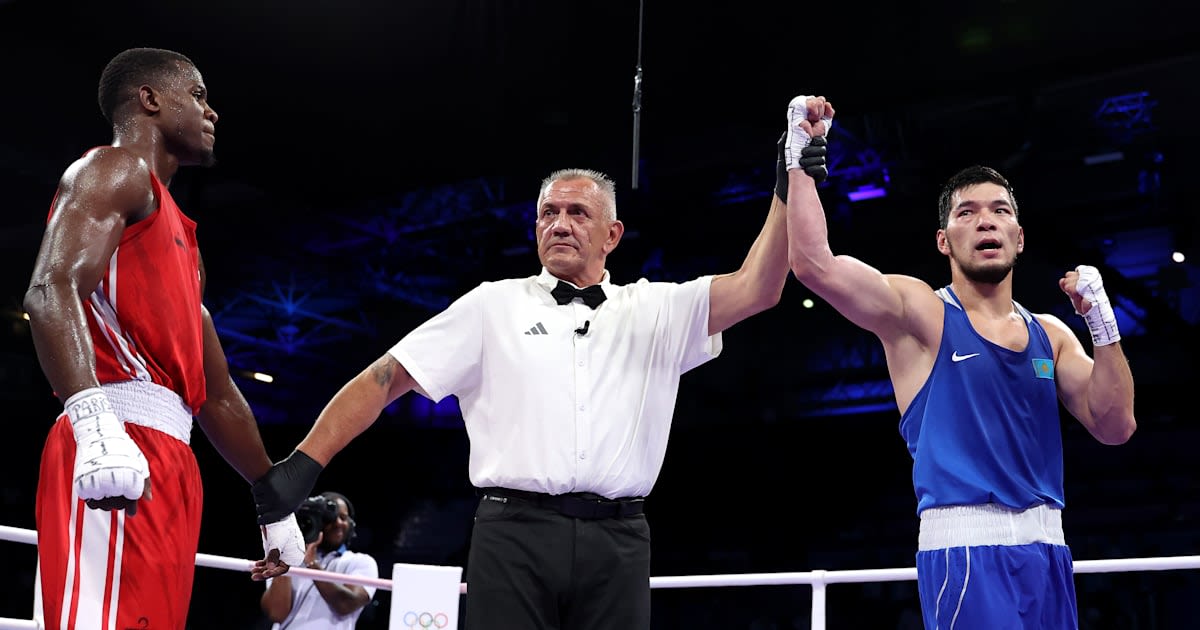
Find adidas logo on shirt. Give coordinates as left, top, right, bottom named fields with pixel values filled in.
left=524, top=322, right=549, bottom=335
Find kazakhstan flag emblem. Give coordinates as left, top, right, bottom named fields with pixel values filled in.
left=1032, top=358, right=1055, bottom=379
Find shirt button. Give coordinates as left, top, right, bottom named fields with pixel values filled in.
left=579, top=451, right=587, bottom=460
left=579, top=404, right=585, bottom=411
left=578, top=359, right=584, bottom=366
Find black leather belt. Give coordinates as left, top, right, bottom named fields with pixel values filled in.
left=479, top=487, right=645, bottom=519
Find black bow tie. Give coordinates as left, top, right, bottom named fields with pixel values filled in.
left=551, top=281, right=607, bottom=308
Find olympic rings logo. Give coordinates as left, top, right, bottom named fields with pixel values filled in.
left=402, top=611, right=449, bottom=628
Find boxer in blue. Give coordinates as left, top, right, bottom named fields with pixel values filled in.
left=780, top=95, right=1137, bottom=629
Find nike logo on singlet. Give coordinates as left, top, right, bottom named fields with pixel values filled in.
left=951, top=351, right=981, bottom=362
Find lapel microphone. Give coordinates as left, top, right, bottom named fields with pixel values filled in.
left=575, top=321, right=590, bottom=336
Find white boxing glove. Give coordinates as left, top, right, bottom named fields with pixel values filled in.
left=261, top=514, right=306, bottom=568
left=66, top=387, right=150, bottom=503
left=1073, top=265, right=1121, bottom=346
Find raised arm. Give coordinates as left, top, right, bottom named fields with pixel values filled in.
left=706, top=97, right=841, bottom=335
left=707, top=194, right=790, bottom=335
left=783, top=96, right=932, bottom=342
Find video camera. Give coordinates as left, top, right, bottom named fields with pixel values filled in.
left=296, top=495, right=339, bottom=544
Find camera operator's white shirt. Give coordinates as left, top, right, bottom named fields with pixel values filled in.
left=389, top=268, right=721, bottom=499
left=267, top=548, right=379, bottom=629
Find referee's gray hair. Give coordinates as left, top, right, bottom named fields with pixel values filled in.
left=538, top=168, right=618, bottom=221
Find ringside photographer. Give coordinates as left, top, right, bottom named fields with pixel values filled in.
left=260, top=491, right=379, bottom=629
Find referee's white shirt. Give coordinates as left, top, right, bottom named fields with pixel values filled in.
left=389, top=267, right=722, bottom=499
left=267, top=548, right=379, bottom=630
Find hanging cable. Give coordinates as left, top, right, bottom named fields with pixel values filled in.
left=631, top=0, right=645, bottom=189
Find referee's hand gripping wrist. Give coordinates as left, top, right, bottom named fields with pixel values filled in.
left=252, top=449, right=323, bottom=525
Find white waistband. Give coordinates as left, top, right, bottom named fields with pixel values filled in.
left=100, top=380, right=194, bottom=445
left=918, top=503, right=1065, bottom=550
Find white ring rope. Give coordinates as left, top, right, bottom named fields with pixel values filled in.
left=4, top=524, right=1200, bottom=629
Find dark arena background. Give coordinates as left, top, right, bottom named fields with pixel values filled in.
left=1, top=1, right=1198, bottom=628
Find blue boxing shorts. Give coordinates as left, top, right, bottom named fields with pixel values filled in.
left=915, top=504, right=1078, bottom=630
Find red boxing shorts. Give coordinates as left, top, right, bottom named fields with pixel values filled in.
left=35, top=415, right=203, bottom=629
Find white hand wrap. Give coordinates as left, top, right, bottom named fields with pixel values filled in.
left=1074, top=265, right=1121, bottom=346
left=66, top=387, right=150, bottom=502
left=261, top=514, right=306, bottom=567
left=784, top=95, right=833, bottom=170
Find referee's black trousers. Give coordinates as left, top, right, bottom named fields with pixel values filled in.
left=464, top=493, right=652, bottom=630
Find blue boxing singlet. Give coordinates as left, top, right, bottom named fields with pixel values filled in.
left=899, top=286, right=1064, bottom=515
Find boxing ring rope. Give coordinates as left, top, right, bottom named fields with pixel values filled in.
left=3, top=524, right=1200, bottom=629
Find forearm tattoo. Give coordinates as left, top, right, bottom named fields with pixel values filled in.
left=369, top=356, right=394, bottom=389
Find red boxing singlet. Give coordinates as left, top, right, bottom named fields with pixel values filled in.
left=51, top=152, right=207, bottom=414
